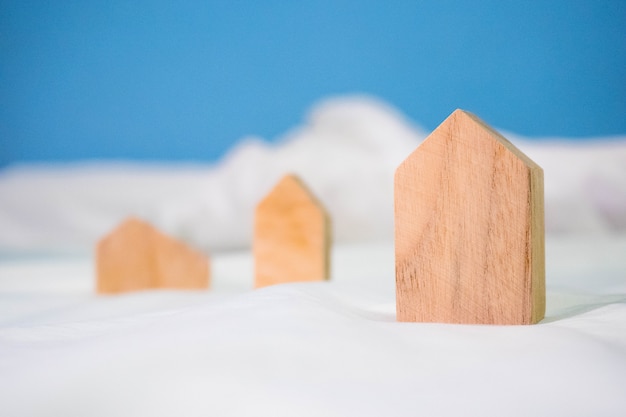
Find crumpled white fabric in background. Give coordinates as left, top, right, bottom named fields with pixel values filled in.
left=1, top=95, right=625, bottom=254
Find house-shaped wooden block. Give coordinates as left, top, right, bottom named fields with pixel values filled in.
left=96, top=217, right=210, bottom=294
left=254, top=174, right=331, bottom=288
left=395, top=109, right=545, bottom=325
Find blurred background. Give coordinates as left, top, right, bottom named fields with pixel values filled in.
left=1, top=0, right=626, bottom=254
left=1, top=0, right=625, bottom=167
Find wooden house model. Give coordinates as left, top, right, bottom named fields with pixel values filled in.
left=96, top=217, right=210, bottom=294
left=395, top=109, right=545, bottom=325
left=254, top=174, right=331, bottom=288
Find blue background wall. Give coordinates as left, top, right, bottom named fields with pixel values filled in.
left=1, top=1, right=625, bottom=166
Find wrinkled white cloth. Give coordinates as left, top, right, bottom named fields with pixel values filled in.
left=1, top=239, right=625, bottom=417
left=1, top=96, right=625, bottom=254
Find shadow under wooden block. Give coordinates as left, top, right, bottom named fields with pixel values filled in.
left=254, top=174, right=331, bottom=288
left=96, top=217, right=210, bottom=294
left=395, top=109, right=545, bottom=325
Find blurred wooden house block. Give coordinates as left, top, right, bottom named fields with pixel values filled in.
left=96, top=217, right=210, bottom=294
left=395, top=109, right=545, bottom=325
left=254, top=174, right=331, bottom=288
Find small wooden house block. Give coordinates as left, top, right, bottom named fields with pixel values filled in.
left=96, top=217, right=210, bottom=294
left=254, top=174, right=331, bottom=288
left=395, top=109, right=545, bottom=325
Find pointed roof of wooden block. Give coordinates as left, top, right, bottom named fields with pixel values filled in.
left=400, top=109, right=541, bottom=171
left=96, top=217, right=209, bottom=294
left=257, top=174, right=326, bottom=212
left=104, top=216, right=154, bottom=242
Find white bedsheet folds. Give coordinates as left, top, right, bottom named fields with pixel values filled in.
left=1, top=238, right=625, bottom=417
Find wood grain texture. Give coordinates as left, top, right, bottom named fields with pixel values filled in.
left=96, top=217, right=209, bottom=294
left=395, top=109, right=545, bottom=325
left=254, top=174, right=331, bottom=288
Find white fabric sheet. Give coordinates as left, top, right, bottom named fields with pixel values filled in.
left=1, top=238, right=626, bottom=416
